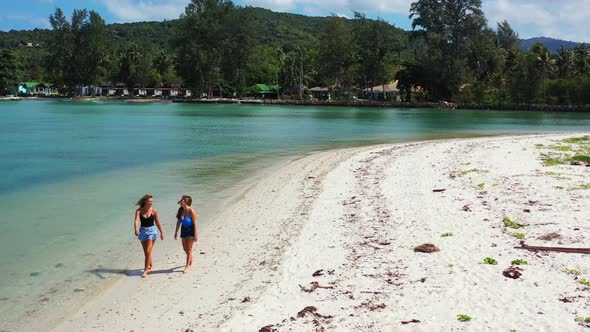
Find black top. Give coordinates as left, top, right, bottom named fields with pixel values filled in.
left=140, top=212, right=155, bottom=227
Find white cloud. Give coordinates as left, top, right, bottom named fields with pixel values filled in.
left=100, top=0, right=187, bottom=22
left=244, top=0, right=413, bottom=16
left=2, top=15, right=50, bottom=29
left=483, top=0, right=590, bottom=42
left=245, top=0, right=299, bottom=12
left=97, top=0, right=590, bottom=42
left=29, top=17, right=51, bottom=28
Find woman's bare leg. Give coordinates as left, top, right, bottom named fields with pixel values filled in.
left=182, top=238, right=193, bottom=273
left=141, top=240, right=149, bottom=278
left=148, top=239, right=155, bottom=270
left=141, top=240, right=155, bottom=278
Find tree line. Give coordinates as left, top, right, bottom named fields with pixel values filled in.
left=1, top=0, right=589, bottom=105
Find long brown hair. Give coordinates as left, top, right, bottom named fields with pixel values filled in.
left=176, top=195, right=192, bottom=219
left=136, top=194, right=153, bottom=208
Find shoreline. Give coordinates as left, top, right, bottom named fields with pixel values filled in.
left=20, top=133, right=590, bottom=331
left=8, top=96, right=590, bottom=112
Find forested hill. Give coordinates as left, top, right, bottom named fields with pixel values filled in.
left=0, top=7, right=357, bottom=51
left=519, top=37, right=586, bottom=53
left=2, top=7, right=584, bottom=53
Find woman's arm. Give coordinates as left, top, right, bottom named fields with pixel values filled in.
left=154, top=209, right=164, bottom=240
left=134, top=210, right=140, bottom=236
left=190, top=208, right=198, bottom=241
left=174, top=218, right=181, bottom=240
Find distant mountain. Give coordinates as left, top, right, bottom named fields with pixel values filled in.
left=519, top=37, right=587, bottom=53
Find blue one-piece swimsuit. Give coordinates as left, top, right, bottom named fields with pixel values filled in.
left=180, top=216, right=194, bottom=238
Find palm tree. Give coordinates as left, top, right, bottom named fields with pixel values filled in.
left=573, top=44, right=590, bottom=76
left=556, top=46, right=573, bottom=79
left=531, top=42, right=555, bottom=102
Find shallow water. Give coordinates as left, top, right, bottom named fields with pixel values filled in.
left=1, top=100, right=589, bottom=328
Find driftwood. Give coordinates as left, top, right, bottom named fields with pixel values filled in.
left=515, top=242, right=590, bottom=254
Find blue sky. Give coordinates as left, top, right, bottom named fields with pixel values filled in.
left=1, top=0, right=589, bottom=43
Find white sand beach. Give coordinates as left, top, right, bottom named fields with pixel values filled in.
left=34, top=133, right=589, bottom=331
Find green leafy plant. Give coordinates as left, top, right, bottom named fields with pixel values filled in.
left=511, top=259, right=528, bottom=265
left=440, top=232, right=454, bottom=237
left=571, top=155, right=590, bottom=163
left=545, top=171, right=571, bottom=180
left=477, top=183, right=485, bottom=189
left=562, top=136, right=590, bottom=144
left=579, top=279, right=590, bottom=287
left=570, top=183, right=590, bottom=191
left=565, top=268, right=581, bottom=275
left=575, top=317, right=590, bottom=323
left=548, top=145, right=572, bottom=151
left=511, top=232, right=526, bottom=239
left=542, top=156, right=565, bottom=166
left=456, top=168, right=489, bottom=177
left=481, top=257, right=498, bottom=265
left=503, top=217, right=527, bottom=229
left=457, top=314, right=472, bottom=322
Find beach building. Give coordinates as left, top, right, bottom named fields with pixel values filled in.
left=80, top=86, right=105, bottom=96
left=309, top=86, right=330, bottom=100
left=251, top=84, right=280, bottom=99
left=361, top=81, right=400, bottom=101
left=17, top=82, right=58, bottom=96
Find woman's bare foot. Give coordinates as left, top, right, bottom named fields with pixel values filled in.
left=141, top=270, right=149, bottom=278
left=183, top=265, right=190, bottom=274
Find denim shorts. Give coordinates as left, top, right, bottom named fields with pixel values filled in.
left=139, top=226, right=157, bottom=241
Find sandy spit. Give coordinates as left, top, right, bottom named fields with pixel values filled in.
left=45, top=133, right=589, bottom=331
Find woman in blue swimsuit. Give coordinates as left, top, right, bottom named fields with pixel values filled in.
left=174, top=195, right=198, bottom=273
left=134, top=194, right=164, bottom=278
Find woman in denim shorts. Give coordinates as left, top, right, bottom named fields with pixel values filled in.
left=134, top=194, right=164, bottom=278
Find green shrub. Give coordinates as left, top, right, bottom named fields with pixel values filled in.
left=542, top=157, right=564, bottom=166
left=549, top=145, right=572, bottom=151
left=562, top=136, right=590, bottom=144
left=565, top=268, right=581, bottom=275
left=570, top=183, right=590, bottom=191
left=579, top=279, right=590, bottom=287
left=457, top=314, right=472, bottom=322
left=503, top=217, right=527, bottom=229
left=511, top=259, right=528, bottom=265
left=571, top=155, right=590, bottom=163
left=481, top=257, right=498, bottom=265
left=511, top=232, right=526, bottom=239
left=440, top=232, right=454, bottom=237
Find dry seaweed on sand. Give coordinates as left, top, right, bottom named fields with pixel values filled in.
left=414, top=243, right=440, bottom=253
left=538, top=232, right=561, bottom=241
left=503, top=266, right=523, bottom=279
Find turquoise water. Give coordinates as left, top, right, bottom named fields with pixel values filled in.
left=1, top=99, right=590, bottom=328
